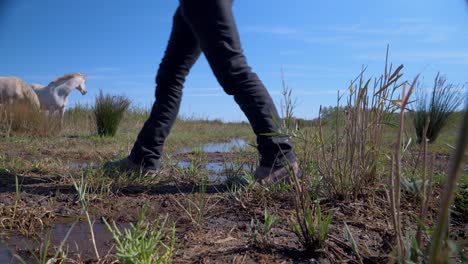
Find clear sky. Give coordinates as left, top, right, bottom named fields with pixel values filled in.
left=1, top=0, right=467, bottom=121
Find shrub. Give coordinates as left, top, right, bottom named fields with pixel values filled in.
left=93, top=90, right=130, bottom=137
left=412, top=73, right=465, bottom=143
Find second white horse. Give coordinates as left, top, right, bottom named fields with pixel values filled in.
left=31, top=73, right=87, bottom=125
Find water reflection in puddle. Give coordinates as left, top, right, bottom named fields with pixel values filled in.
left=0, top=242, right=12, bottom=264
left=67, top=139, right=249, bottom=170
left=177, top=160, right=253, bottom=182
left=179, top=138, right=249, bottom=154
left=3, top=222, right=126, bottom=262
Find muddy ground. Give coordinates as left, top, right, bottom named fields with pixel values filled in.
left=0, top=140, right=466, bottom=263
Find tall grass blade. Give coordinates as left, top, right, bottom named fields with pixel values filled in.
left=430, top=102, right=468, bottom=262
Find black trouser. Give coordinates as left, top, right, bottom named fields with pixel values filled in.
left=129, top=0, right=296, bottom=169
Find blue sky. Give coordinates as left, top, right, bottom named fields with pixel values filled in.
left=1, top=0, right=467, bottom=121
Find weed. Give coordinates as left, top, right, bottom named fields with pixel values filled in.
left=225, top=170, right=256, bottom=191
left=93, top=90, right=130, bottom=137
left=400, top=176, right=425, bottom=196
left=103, top=206, right=176, bottom=264
left=415, top=134, right=435, bottom=250
left=173, top=174, right=220, bottom=228
left=0, top=173, right=47, bottom=237
left=249, top=208, right=280, bottom=249
left=10, top=175, right=21, bottom=231
left=343, top=223, right=363, bottom=264
left=174, top=147, right=207, bottom=184
left=387, top=77, right=417, bottom=260
left=291, top=200, right=333, bottom=251
left=273, top=77, right=334, bottom=252
left=68, top=174, right=100, bottom=260
left=317, top=59, right=404, bottom=200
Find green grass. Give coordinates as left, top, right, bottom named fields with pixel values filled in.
left=103, top=206, right=175, bottom=264
left=433, top=173, right=468, bottom=186
left=94, top=91, right=130, bottom=137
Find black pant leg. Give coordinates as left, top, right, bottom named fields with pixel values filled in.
left=179, top=0, right=296, bottom=167
left=129, top=7, right=202, bottom=169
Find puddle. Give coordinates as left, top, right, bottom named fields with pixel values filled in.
left=67, top=139, right=249, bottom=171
left=177, top=160, right=253, bottom=182
left=179, top=138, right=249, bottom=154
left=4, top=221, right=127, bottom=262
left=46, top=222, right=115, bottom=256
left=0, top=242, right=12, bottom=264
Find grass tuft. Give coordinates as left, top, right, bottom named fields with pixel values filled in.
left=412, top=73, right=465, bottom=143
left=93, top=90, right=130, bottom=137
left=0, top=99, right=61, bottom=137
left=103, top=206, right=176, bottom=264
left=249, top=208, right=281, bottom=249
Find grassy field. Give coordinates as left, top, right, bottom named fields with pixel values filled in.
left=0, top=89, right=466, bottom=263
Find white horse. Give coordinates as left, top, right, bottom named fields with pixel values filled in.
left=31, top=73, right=87, bottom=125
left=0, top=77, right=40, bottom=108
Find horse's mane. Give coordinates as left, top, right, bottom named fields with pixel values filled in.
left=48, top=73, right=86, bottom=87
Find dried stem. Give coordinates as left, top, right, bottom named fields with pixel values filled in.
left=391, top=76, right=418, bottom=260
left=416, top=119, right=430, bottom=248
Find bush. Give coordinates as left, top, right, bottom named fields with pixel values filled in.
left=412, top=73, right=465, bottom=143
left=93, top=90, right=130, bottom=137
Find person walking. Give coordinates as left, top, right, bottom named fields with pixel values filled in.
left=104, top=0, right=297, bottom=184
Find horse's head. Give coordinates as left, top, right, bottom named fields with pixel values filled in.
left=76, top=74, right=87, bottom=95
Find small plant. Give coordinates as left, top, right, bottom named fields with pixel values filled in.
left=412, top=73, right=464, bottom=143
left=225, top=170, right=256, bottom=192
left=400, top=176, right=424, bottom=196
left=387, top=77, right=417, bottom=261
left=173, top=174, right=220, bottom=228
left=10, top=175, right=21, bottom=230
left=103, top=206, right=176, bottom=264
left=93, top=90, right=130, bottom=137
left=343, top=223, right=363, bottom=264
left=291, top=200, right=333, bottom=251
left=174, top=147, right=207, bottom=184
left=249, top=208, right=281, bottom=248
left=69, top=174, right=100, bottom=260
